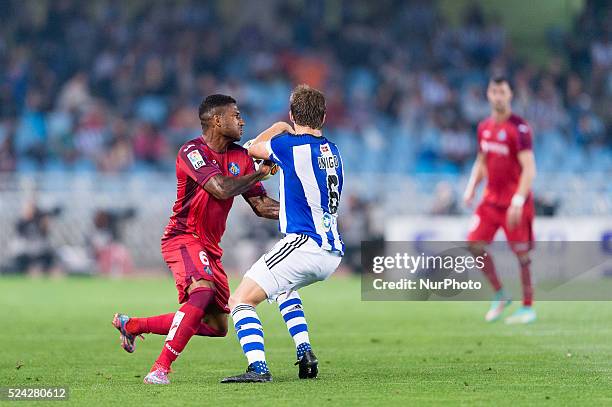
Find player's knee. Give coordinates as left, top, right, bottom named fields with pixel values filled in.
left=215, top=318, right=228, bottom=337
left=228, top=295, right=241, bottom=310
left=228, top=294, right=257, bottom=309
left=204, top=314, right=228, bottom=336
left=517, top=253, right=531, bottom=267
left=188, top=277, right=214, bottom=292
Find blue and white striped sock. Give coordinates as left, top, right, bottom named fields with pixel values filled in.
left=277, top=291, right=312, bottom=360
left=231, top=303, right=269, bottom=374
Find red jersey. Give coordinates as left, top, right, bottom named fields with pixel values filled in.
left=162, top=136, right=266, bottom=257
left=477, top=113, right=533, bottom=208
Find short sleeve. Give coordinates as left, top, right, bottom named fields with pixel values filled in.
left=177, top=146, right=221, bottom=186
left=516, top=122, right=533, bottom=151
left=268, top=133, right=292, bottom=165
left=241, top=153, right=266, bottom=198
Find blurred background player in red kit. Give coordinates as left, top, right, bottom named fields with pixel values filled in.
left=463, top=76, right=537, bottom=325
left=111, top=94, right=279, bottom=384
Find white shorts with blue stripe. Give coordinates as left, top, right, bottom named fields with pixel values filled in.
left=244, top=233, right=342, bottom=301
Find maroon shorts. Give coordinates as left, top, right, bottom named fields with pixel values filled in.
left=467, top=201, right=535, bottom=253
left=161, top=234, right=230, bottom=313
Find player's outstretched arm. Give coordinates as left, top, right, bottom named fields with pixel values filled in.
left=204, top=167, right=271, bottom=200
left=463, top=152, right=486, bottom=206
left=245, top=195, right=280, bottom=219
left=247, top=122, right=294, bottom=160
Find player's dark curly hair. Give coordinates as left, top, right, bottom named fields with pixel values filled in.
left=198, top=94, right=236, bottom=128
left=490, top=75, right=513, bottom=90
left=290, top=84, right=326, bottom=130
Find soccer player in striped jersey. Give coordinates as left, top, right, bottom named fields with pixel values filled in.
left=221, top=85, right=344, bottom=383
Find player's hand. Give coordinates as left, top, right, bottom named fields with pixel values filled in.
left=257, top=160, right=276, bottom=177
left=506, top=205, right=523, bottom=230
left=463, top=188, right=475, bottom=207
left=267, top=160, right=279, bottom=175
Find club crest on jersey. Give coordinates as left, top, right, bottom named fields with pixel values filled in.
left=228, top=162, right=240, bottom=176
left=320, top=144, right=330, bottom=153
left=187, top=150, right=205, bottom=169
left=497, top=129, right=507, bottom=141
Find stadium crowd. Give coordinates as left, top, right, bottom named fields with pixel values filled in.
left=0, top=0, right=610, bottom=175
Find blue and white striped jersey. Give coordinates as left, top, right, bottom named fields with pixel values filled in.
left=267, top=133, right=344, bottom=254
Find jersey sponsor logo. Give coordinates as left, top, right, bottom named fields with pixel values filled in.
left=199, top=251, right=210, bottom=266
left=187, top=150, right=205, bottom=169
left=199, top=251, right=213, bottom=275
left=481, top=140, right=509, bottom=155
left=228, top=162, right=240, bottom=176
left=497, top=129, right=507, bottom=141
left=322, top=212, right=333, bottom=232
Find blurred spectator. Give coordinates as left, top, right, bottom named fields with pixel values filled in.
left=0, top=119, right=17, bottom=171
left=90, top=208, right=136, bottom=276
left=57, top=72, right=92, bottom=113
left=132, top=122, right=169, bottom=170
left=341, top=195, right=375, bottom=273
left=429, top=181, right=460, bottom=215
left=0, top=0, right=608, bottom=175
left=6, top=199, right=63, bottom=277
left=15, top=91, right=48, bottom=168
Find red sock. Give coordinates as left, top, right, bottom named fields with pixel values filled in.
left=519, top=259, right=533, bottom=306
left=154, top=287, right=214, bottom=370
left=127, top=314, right=174, bottom=335
left=127, top=313, right=225, bottom=337
left=482, top=252, right=502, bottom=292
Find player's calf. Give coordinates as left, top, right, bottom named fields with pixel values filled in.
left=148, top=283, right=216, bottom=381
left=277, top=291, right=318, bottom=378
left=221, top=301, right=272, bottom=383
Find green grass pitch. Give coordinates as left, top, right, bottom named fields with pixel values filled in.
left=1, top=276, right=611, bottom=406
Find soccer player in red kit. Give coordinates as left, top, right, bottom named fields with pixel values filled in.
left=463, top=76, right=537, bottom=324
left=111, top=95, right=279, bottom=384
